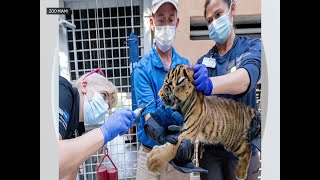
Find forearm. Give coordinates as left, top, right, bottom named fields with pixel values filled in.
left=59, top=128, right=104, bottom=178
left=62, top=170, right=77, bottom=180
left=144, top=113, right=151, bottom=121
left=211, top=68, right=250, bottom=95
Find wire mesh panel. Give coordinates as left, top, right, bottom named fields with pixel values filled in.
left=77, top=130, right=139, bottom=180
left=64, top=0, right=143, bottom=179
left=65, top=5, right=143, bottom=89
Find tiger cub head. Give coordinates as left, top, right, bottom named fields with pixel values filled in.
left=159, top=64, right=196, bottom=110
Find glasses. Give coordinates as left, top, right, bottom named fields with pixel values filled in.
left=83, top=68, right=106, bottom=81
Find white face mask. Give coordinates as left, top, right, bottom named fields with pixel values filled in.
left=83, top=84, right=109, bottom=125
left=154, top=25, right=176, bottom=53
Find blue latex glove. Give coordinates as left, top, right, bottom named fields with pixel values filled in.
left=193, top=64, right=214, bottom=96
left=150, top=105, right=184, bottom=130
left=99, top=109, right=136, bottom=146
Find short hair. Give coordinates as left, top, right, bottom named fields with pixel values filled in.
left=74, top=73, right=118, bottom=108
left=204, top=0, right=234, bottom=18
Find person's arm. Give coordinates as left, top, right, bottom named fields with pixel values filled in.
left=59, top=109, right=136, bottom=179
left=133, top=68, right=156, bottom=122
left=59, top=128, right=104, bottom=179
left=210, top=68, right=250, bottom=95
left=144, top=114, right=151, bottom=121
left=194, top=40, right=261, bottom=96
left=62, top=169, right=77, bottom=180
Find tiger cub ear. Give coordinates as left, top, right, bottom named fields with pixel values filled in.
left=183, top=65, right=195, bottom=83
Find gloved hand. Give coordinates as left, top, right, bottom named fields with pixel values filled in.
left=169, top=139, right=208, bottom=174
left=144, top=116, right=180, bottom=145
left=173, top=139, right=194, bottom=165
left=145, top=108, right=208, bottom=173
left=247, top=111, right=261, bottom=142
left=99, top=109, right=136, bottom=146
left=150, top=105, right=184, bottom=130
left=248, top=111, right=261, bottom=151
left=194, top=64, right=213, bottom=96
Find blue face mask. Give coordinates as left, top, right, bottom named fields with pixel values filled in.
left=83, top=84, right=109, bottom=125
left=208, top=3, right=233, bottom=44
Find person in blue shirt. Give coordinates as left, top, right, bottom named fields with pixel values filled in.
left=133, top=0, right=191, bottom=179
left=174, top=0, right=261, bottom=179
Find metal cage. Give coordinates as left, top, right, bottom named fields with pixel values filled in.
left=62, top=0, right=262, bottom=179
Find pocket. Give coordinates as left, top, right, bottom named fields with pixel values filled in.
left=138, top=146, right=149, bottom=158
left=137, top=147, right=150, bottom=169
left=137, top=151, right=148, bottom=169
left=137, top=151, right=160, bottom=177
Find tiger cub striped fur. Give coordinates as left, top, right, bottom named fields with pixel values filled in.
left=146, top=64, right=259, bottom=180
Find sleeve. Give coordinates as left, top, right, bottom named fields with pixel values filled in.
left=59, top=82, right=73, bottom=139
left=185, top=59, right=190, bottom=66
left=133, top=67, right=156, bottom=117
left=238, top=39, right=261, bottom=96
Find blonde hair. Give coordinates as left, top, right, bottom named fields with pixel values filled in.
left=74, top=73, right=118, bottom=108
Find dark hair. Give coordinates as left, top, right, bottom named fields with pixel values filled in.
left=204, top=0, right=233, bottom=18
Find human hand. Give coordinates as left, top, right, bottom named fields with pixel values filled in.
left=99, top=109, right=136, bottom=146
left=193, top=64, right=213, bottom=96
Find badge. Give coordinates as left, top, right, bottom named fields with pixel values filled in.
left=202, top=57, right=216, bottom=68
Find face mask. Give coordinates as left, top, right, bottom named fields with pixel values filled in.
left=154, top=25, right=176, bottom=53
left=83, top=84, right=109, bottom=125
left=208, top=3, right=233, bottom=44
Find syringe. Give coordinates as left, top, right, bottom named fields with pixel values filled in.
left=133, top=99, right=154, bottom=120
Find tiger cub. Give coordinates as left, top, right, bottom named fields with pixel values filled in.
left=146, top=64, right=260, bottom=180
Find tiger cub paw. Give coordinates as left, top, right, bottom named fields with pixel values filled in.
left=235, top=166, right=248, bottom=180
left=147, top=145, right=172, bottom=172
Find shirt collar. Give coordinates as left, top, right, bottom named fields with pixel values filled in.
left=212, top=35, right=239, bottom=57
left=151, top=43, right=181, bottom=70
